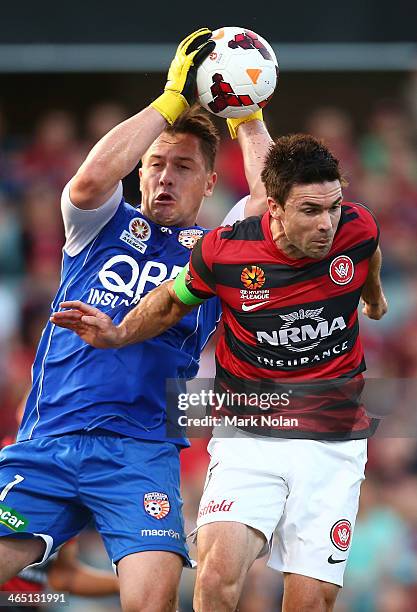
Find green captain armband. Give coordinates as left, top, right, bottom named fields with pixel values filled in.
left=173, top=265, right=206, bottom=306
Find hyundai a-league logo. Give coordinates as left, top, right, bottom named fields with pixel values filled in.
left=144, top=492, right=170, bottom=520
left=330, top=519, right=352, bottom=551
left=241, top=266, right=265, bottom=290
left=329, top=255, right=354, bottom=285
left=130, top=218, right=151, bottom=242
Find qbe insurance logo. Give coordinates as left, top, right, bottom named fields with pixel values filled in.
left=86, top=256, right=183, bottom=309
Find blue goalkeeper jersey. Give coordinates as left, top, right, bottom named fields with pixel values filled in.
left=17, top=198, right=221, bottom=446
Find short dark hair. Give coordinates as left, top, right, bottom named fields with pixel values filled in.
left=261, top=133, right=345, bottom=205
left=164, top=105, right=219, bottom=171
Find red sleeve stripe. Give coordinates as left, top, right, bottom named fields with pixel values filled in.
left=190, top=235, right=217, bottom=291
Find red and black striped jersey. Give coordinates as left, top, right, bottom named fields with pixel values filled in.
left=186, top=203, right=379, bottom=439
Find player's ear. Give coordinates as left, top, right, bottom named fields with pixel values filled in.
left=138, top=167, right=143, bottom=195
left=267, top=196, right=283, bottom=219
left=204, top=171, right=217, bottom=197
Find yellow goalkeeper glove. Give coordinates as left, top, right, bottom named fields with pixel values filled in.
left=226, top=110, right=264, bottom=139
left=151, top=28, right=215, bottom=124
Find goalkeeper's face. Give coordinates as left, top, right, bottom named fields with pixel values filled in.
left=139, top=132, right=217, bottom=227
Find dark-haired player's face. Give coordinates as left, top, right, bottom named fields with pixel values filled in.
left=270, top=181, right=342, bottom=259
left=140, top=132, right=216, bottom=227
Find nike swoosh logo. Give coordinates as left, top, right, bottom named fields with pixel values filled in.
left=241, top=301, right=269, bottom=312
left=328, top=555, right=346, bottom=564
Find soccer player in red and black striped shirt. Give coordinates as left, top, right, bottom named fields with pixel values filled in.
left=53, top=134, right=387, bottom=612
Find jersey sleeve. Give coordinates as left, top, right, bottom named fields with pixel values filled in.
left=221, top=195, right=249, bottom=226
left=354, top=202, right=380, bottom=254
left=187, top=229, right=219, bottom=297
left=61, top=180, right=123, bottom=256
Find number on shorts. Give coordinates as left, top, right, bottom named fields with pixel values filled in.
left=0, top=474, right=24, bottom=502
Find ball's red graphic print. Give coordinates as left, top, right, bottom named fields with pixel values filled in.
left=329, top=255, right=354, bottom=285
left=258, top=93, right=274, bottom=109
left=208, top=74, right=254, bottom=114
left=330, top=519, right=352, bottom=551
left=240, top=266, right=266, bottom=290
left=144, top=492, right=170, bottom=520
left=228, top=30, right=273, bottom=61
left=129, top=218, right=151, bottom=241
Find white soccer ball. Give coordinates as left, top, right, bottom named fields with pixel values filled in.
left=197, top=26, right=278, bottom=119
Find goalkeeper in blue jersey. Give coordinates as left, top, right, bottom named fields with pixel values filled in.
left=0, top=28, right=272, bottom=611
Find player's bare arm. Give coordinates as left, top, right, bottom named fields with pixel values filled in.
left=70, top=28, right=214, bottom=210
left=70, top=108, right=168, bottom=209
left=234, top=116, right=273, bottom=216
left=51, top=280, right=194, bottom=348
left=221, top=112, right=273, bottom=224
left=361, top=246, right=388, bottom=320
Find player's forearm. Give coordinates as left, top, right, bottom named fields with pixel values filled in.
left=237, top=120, right=272, bottom=216
left=116, top=281, right=194, bottom=346
left=74, top=106, right=167, bottom=196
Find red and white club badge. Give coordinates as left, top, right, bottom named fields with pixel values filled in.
left=178, top=229, right=204, bottom=249
left=329, top=255, right=354, bottom=286
left=330, top=519, right=352, bottom=551
left=144, top=492, right=170, bottom=520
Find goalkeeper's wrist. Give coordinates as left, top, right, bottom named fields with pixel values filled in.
left=227, top=110, right=264, bottom=139
left=150, top=91, right=189, bottom=125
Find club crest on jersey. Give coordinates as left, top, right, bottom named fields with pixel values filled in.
left=329, top=255, right=354, bottom=285
left=330, top=519, right=352, bottom=551
left=241, top=266, right=265, bottom=290
left=144, top=492, right=170, bottom=520
left=119, top=217, right=151, bottom=253
left=178, top=229, right=204, bottom=249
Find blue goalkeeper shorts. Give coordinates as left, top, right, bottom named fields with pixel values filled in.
left=0, top=432, right=190, bottom=566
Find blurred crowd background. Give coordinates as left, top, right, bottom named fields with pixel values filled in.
left=1, top=41, right=417, bottom=612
